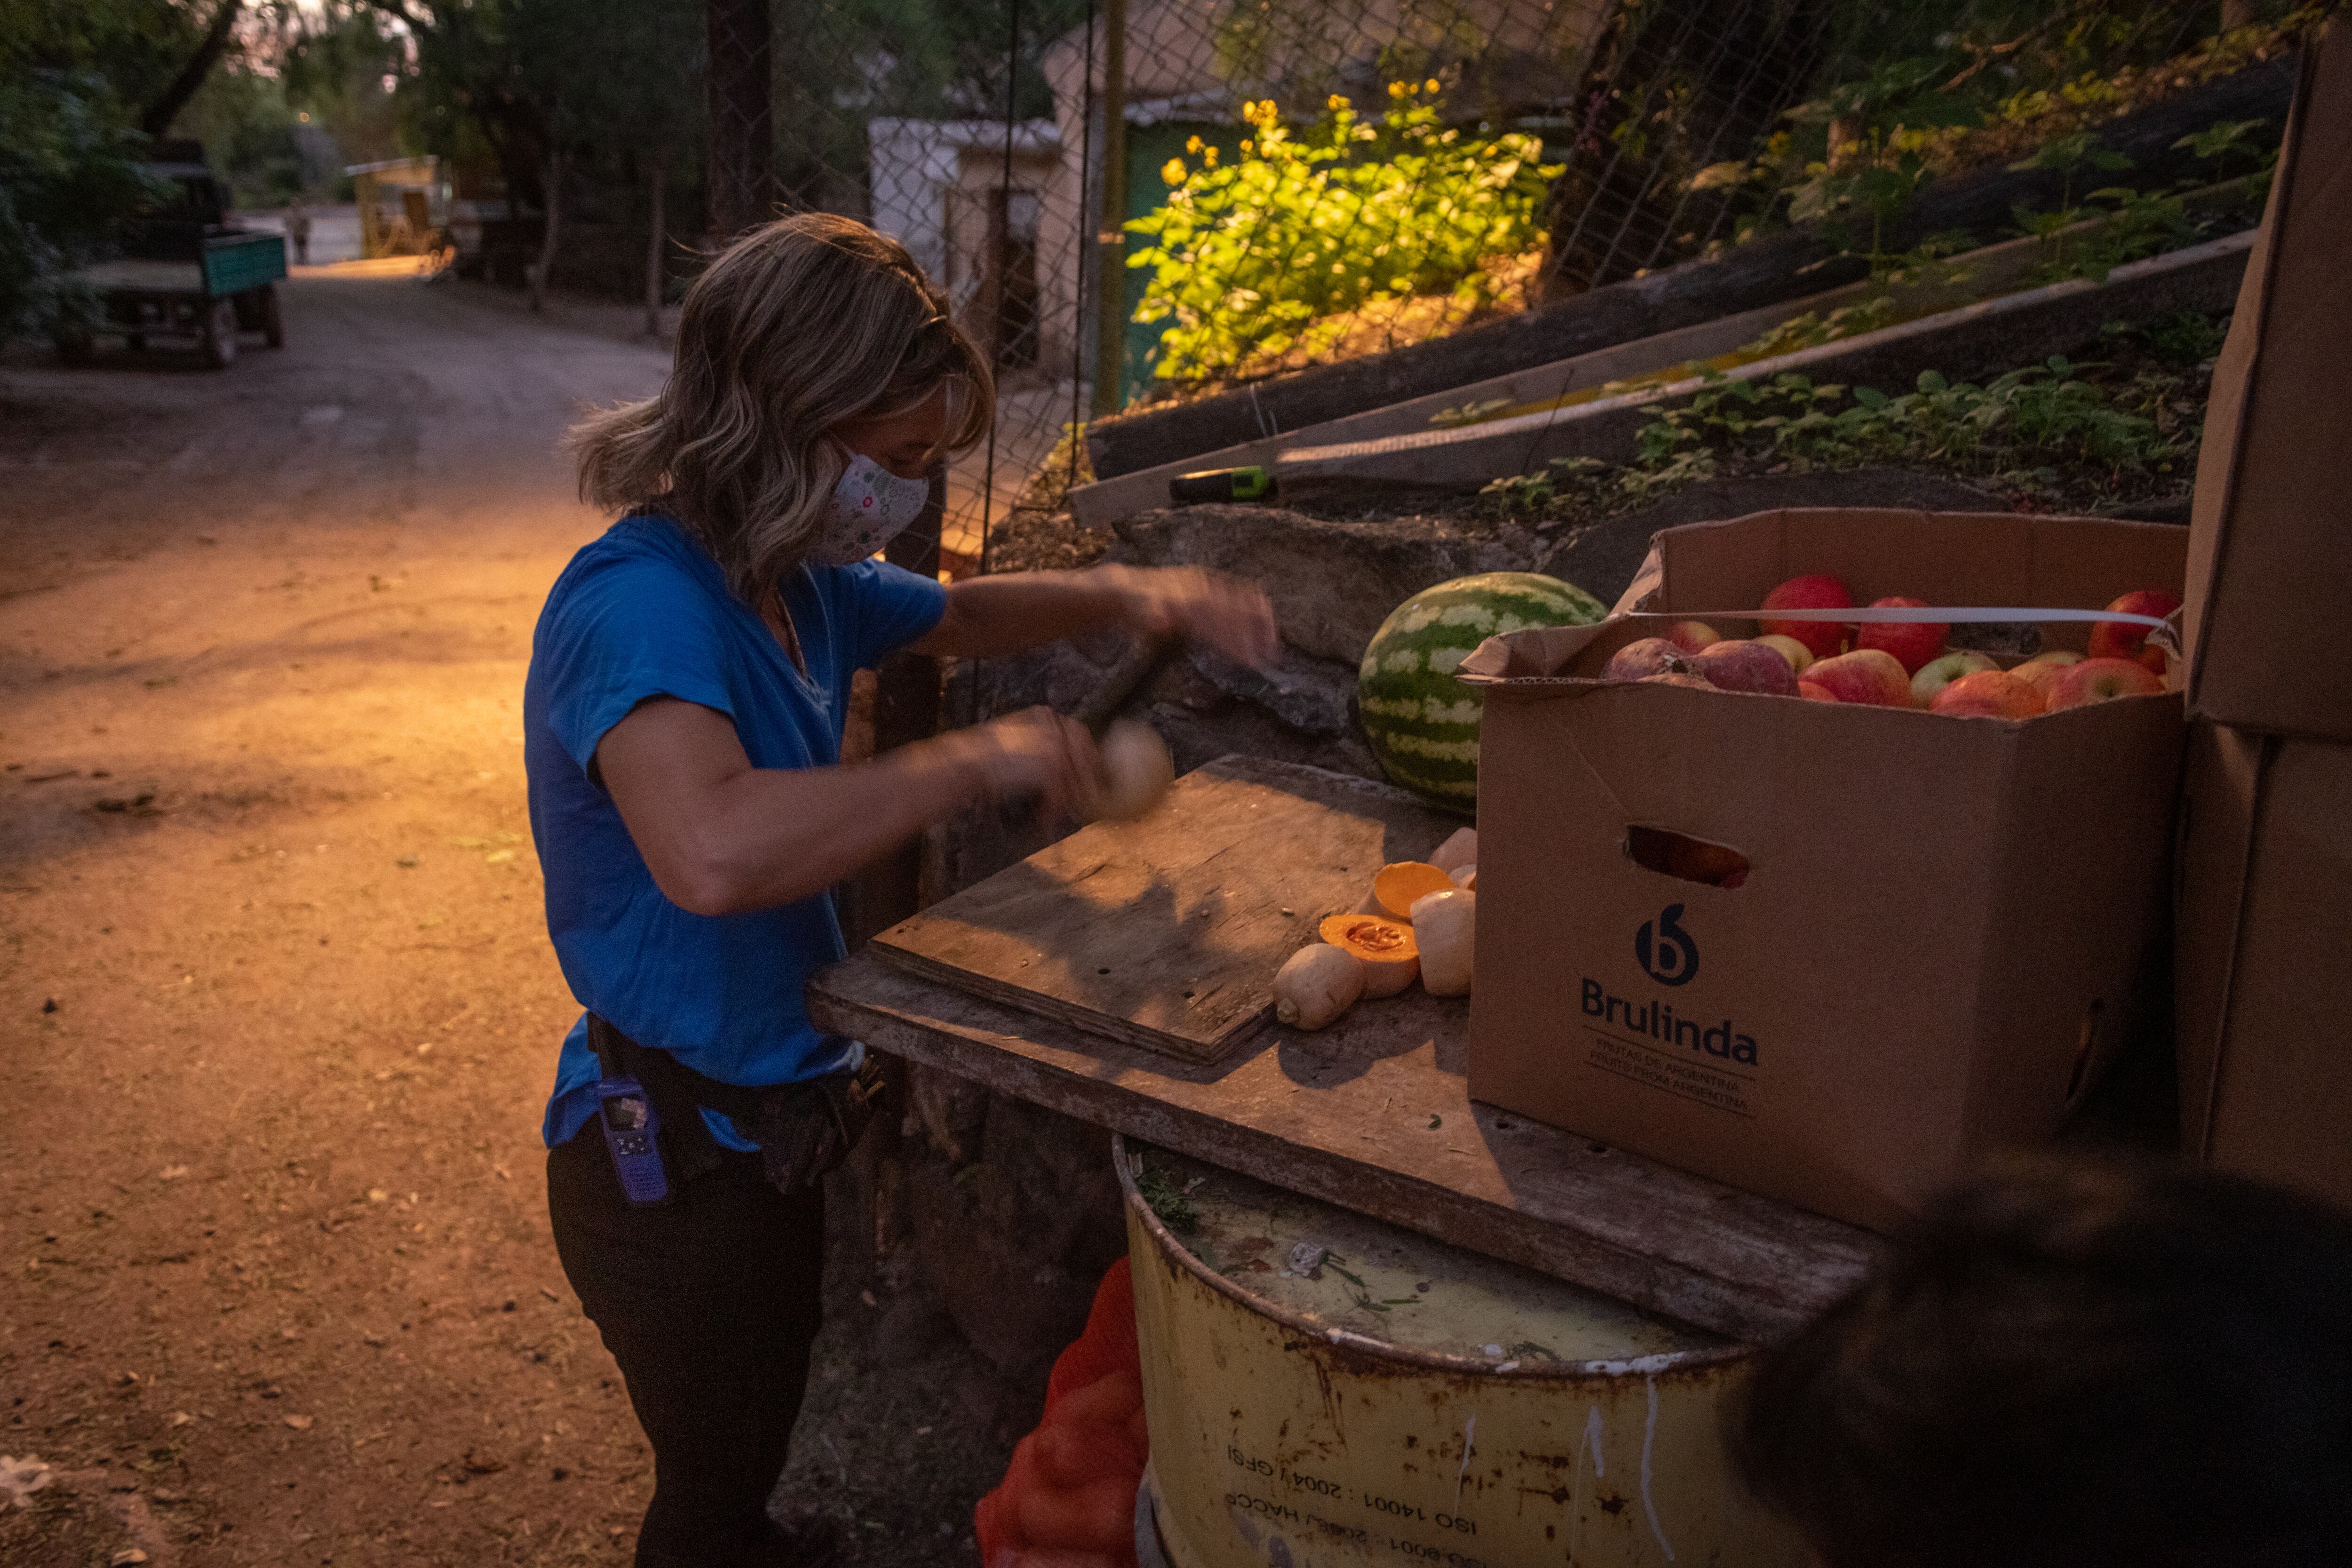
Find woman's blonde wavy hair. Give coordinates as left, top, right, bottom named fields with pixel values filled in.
left=571, top=213, right=993, bottom=602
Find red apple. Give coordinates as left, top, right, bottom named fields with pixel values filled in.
left=2011, top=650, right=2084, bottom=704
left=1663, top=620, right=1721, bottom=653
left=1760, top=575, right=1856, bottom=659
left=1640, top=671, right=1716, bottom=690
left=1804, top=648, right=1913, bottom=707
left=1855, top=596, right=1949, bottom=675
left=1910, top=650, right=1998, bottom=707
left=1755, top=634, right=1815, bottom=675
left=1603, top=637, right=1695, bottom=682
left=1797, top=680, right=1840, bottom=703
left=1930, top=669, right=2047, bottom=719
left=1692, top=639, right=1801, bottom=697
left=2050, top=657, right=2167, bottom=710
left=2085, top=589, right=2183, bottom=674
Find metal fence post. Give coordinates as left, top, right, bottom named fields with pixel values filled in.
left=1089, top=0, right=1128, bottom=417
left=705, top=0, right=774, bottom=239
left=842, top=468, right=948, bottom=945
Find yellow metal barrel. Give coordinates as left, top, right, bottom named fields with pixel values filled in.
left=1119, top=1138, right=1808, bottom=1568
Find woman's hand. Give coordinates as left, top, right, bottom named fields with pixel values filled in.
left=911, top=563, right=1280, bottom=667
left=936, top=707, right=1102, bottom=820
left=1101, top=565, right=1279, bottom=669
left=597, top=699, right=1100, bottom=917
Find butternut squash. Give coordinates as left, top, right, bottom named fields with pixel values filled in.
left=1318, top=913, right=1419, bottom=997
left=1429, top=826, right=1478, bottom=875
left=1372, top=860, right=1455, bottom=920
left=1271, top=943, right=1365, bottom=1031
left=1087, top=720, right=1174, bottom=823
left=1408, top=889, right=1475, bottom=996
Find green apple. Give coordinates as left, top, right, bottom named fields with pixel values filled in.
left=1910, top=650, right=1998, bottom=706
left=1755, top=633, right=1816, bottom=675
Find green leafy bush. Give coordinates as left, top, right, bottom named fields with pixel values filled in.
left=1635, top=358, right=2183, bottom=479
left=0, top=69, right=162, bottom=338
left=1687, top=5, right=2315, bottom=271
left=1483, top=326, right=2217, bottom=525
left=1124, top=83, right=1559, bottom=385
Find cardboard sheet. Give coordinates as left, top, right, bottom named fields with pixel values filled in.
left=2176, top=723, right=2352, bottom=1211
left=2185, top=21, right=2352, bottom=741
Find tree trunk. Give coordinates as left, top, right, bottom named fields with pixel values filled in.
left=142, top=0, right=244, bottom=140
left=644, top=151, right=670, bottom=338
left=531, top=145, right=565, bottom=315
left=704, top=0, right=775, bottom=239
left=1541, top=0, right=1836, bottom=299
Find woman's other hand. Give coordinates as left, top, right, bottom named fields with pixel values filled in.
left=910, top=561, right=1279, bottom=667
left=1106, top=564, right=1278, bottom=669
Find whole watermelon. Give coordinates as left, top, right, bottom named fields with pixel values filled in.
left=1357, top=571, right=1605, bottom=810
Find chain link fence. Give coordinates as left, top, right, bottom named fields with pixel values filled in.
left=744, top=0, right=2304, bottom=570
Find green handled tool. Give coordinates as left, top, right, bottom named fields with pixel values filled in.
left=1168, top=465, right=1276, bottom=505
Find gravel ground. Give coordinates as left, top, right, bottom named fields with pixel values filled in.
left=0, top=273, right=1005, bottom=1567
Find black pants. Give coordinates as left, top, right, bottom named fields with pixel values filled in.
left=548, top=1125, right=826, bottom=1568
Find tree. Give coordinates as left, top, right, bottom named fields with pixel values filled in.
left=277, top=3, right=411, bottom=179
left=598, top=0, right=699, bottom=333
left=705, top=0, right=771, bottom=239
left=504, top=0, right=700, bottom=317
left=0, top=0, right=210, bottom=335
left=503, top=0, right=572, bottom=312
left=769, top=0, right=1083, bottom=213
left=362, top=1, right=541, bottom=212
left=140, top=0, right=244, bottom=139
left=2, top=0, right=223, bottom=111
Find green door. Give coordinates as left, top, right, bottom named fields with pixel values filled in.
left=1117, top=119, right=1241, bottom=409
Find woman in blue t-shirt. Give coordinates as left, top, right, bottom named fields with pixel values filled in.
left=525, top=213, right=1274, bottom=1568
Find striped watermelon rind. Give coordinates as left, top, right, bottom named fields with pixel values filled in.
left=1357, top=571, right=1605, bottom=810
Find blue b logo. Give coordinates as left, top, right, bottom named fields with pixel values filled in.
left=1635, top=904, right=1700, bottom=987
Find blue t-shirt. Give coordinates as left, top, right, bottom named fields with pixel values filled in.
left=524, top=512, right=947, bottom=1150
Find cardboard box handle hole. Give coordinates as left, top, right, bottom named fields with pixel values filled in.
left=2066, top=1000, right=2105, bottom=1108
left=1625, top=826, right=1750, bottom=890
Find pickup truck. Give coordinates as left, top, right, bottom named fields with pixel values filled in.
left=56, top=141, right=288, bottom=370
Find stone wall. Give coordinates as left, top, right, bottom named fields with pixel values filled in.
left=963, top=467, right=2017, bottom=805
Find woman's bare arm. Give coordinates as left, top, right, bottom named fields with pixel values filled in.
left=595, top=698, right=1097, bottom=917
left=908, top=563, right=1277, bottom=666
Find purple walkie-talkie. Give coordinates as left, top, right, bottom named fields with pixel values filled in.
left=596, top=1075, right=669, bottom=1204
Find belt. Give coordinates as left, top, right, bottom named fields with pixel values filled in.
left=585, top=1014, right=884, bottom=1197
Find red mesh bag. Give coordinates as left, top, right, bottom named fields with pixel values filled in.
left=974, top=1258, right=1147, bottom=1568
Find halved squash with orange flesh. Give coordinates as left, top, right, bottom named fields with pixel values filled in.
left=1372, top=861, right=1455, bottom=920
left=1319, top=913, right=1419, bottom=996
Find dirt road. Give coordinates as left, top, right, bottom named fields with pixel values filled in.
left=0, top=277, right=998, bottom=1566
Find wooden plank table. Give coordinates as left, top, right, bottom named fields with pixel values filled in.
left=808, top=757, right=1878, bottom=1343
left=871, top=755, right=1466, bottom=1062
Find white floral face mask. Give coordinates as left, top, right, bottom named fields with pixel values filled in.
left=810, top=452, right=930, bottom=566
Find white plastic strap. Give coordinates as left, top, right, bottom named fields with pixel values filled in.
left=1672, top=605, right=2171, bottom=628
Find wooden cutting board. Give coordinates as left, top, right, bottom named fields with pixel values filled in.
left=869, top=755, right=1461, bottom=1063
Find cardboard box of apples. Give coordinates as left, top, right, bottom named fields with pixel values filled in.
left=1599, top=575, right=2180, bottom=717
left=1453, top=508, right=2190, bottom=1232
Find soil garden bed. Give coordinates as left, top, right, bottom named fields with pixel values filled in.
left=994, top=311, right=2217, bottom=583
